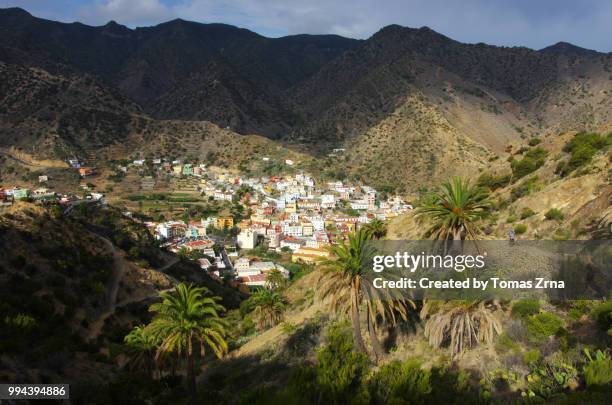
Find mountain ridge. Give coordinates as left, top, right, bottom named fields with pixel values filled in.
left=1, top=7, right=611, bottom=190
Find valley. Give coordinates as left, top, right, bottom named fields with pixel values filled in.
left=0, top=6, right=611, bottom=405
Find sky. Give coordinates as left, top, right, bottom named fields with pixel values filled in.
left=2, top=0, right=611, bottom=52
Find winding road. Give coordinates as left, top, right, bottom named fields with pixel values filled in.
left=86, top=235, right=126, bottom=341
left=85, top=241, right=180, bottom=341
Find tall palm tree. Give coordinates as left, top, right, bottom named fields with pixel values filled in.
left=415, top=177, right=490, bottom=240
left=146, top=283, right=228, bottom=397
left=265, top=268, right=287, bottom=290
left=318, top=229, right=415, bottom=361
left=421, top=300, right=502, bottom=358
left=251, top=289, right=286, bottom=330
left=364, top=219, right=387, bottom=240
left=416, top=178, right=498, bottom=358
left=124, top=325, right=160, bottom=378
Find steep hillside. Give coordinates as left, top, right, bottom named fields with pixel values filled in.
left=0, top=202, right=241, bottom=389
left=287, top=25, right=611, bottom=189
left=0, top=61, right=139, bottom=156
left=0, top=62, right=303, bottom=167
left=0, top=7, right=359, bottom=135
left=388, top=130, right=612, bottom=239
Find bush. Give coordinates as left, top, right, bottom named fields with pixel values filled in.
left=524, top=313, right=564, bottom=344
left=523, top=349, right=541, bottom=364
left=520, top=208, right=536, bottom=219
left=314, top=324, right=369, bottom=403
left=583, top=349, right=612, bottom=387
left=512, top=299, right=540, bottom=318
left=556, top=132, right=612, bottom=176
left=477, top=172, right=511, bottom=191
left=544, top=208, right=564, bottom=221
left=528, top=138, right=542, bottom=146
left=553, top=228, right=571, bottom=241
left=496, top=332, right=520, bottom=352
left=511, top=147, right=548, bottom=179
left=590, top=301, right=612, bottom=333
left=369, top=359, right=432, bottom=404
left=514, top=224, right=528, bottom=234
left=511, top=176, right=542, bottom=200
left=507, top=215, right=517, bottom=224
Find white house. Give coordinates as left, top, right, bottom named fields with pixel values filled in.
left=280, top=237, right=305, bottom=252
left=350, top=200, right=369, bottom=210
left=237, top=229, right=257, bottom=250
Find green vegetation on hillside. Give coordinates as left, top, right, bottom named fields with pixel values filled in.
left=510, top=147, right=548, bottom=179
left=555, top=132, right=611, bottom=177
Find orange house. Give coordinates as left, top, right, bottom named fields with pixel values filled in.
left=78, top=167, right=95, bottom=177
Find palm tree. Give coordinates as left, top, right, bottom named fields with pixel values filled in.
left=146, top=283, right=228, bottom=397
left=415, top=177, right=490, bottom=240
left=421, top=300, right=502, bottom=358
left=251, top=289, right=286, bottom=330
left=124, top=325, right=160, bottom=378
left=318, top=229, right=415, bottom=361
left=364, top=219, right=387, bottom=240
left=265, top=268, right=287, bottom=290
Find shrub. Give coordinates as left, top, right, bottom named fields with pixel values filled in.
left=512, top=300, right=540, bottom=318
left=583, top=349, right=612, bottom=387
left=523, top=349, right=541, bottom=364
left=477, top=172, right=511, bottom=191
left=524, top=353, right=578, bottom=400
left=314, top=324, right=369, bottom=403
left=514, top=224, right=528, bottom=234
left=553, top=228, right=571, bottom=241
left=524, top=313, right=564, bottom=344
left=507, top=215, right=517, bottom=224
left=520, top=208, right=536, bottom=219
left=511, top=147, right=548, bottom=179
left=544, top=208, right=564, bottom=221
left=511, top=175, right=543, bottom=200
left=369, top=359, right=432, bottom=404
left=590, top=301, right=612, bottom=333
left=528, top=138, right=542, bottom=146
left=496, top=332, right=520, bottom=352
left=556, top=132, right=612, bottom=176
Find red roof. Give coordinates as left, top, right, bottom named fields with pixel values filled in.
left=239, top=274, right=267, bottom=283
left=184, top=240, right=213, bottom=248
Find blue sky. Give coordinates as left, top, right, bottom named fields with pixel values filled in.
left=3, top=0, right=611, bottom=51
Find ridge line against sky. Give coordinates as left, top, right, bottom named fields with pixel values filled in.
left=2, top=0, right=612, bottom=52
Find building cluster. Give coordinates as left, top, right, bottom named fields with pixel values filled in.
left=0, top=186, right=103, bottom=206
left=141, top=164, right=412, bottom=287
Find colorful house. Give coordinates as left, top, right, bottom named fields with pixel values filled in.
left=216, top=217, right=234, bottom=229
left=12, top=188, right=30, bottom=200
left=78, top=167, right=94, bottom=177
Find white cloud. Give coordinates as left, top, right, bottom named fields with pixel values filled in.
left=63, top=0, right=612, bottom=51
left=80, top=0, right=175, bottom=26
left=168, top=0, right=612, bottom=51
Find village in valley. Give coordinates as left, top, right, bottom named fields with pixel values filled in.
left=0, top=153, right=413, bottom=289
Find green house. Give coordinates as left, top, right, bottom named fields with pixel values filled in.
left=13, top=188, right=30, bottom=200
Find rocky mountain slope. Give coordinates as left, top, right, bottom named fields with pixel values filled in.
left=0, top=7, right=358, bottom=136
left=0, top=61, right=302, bottom=168
left=388, top=130, right=612, bottom=240
left=1, top=7, right=611, bottom=191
